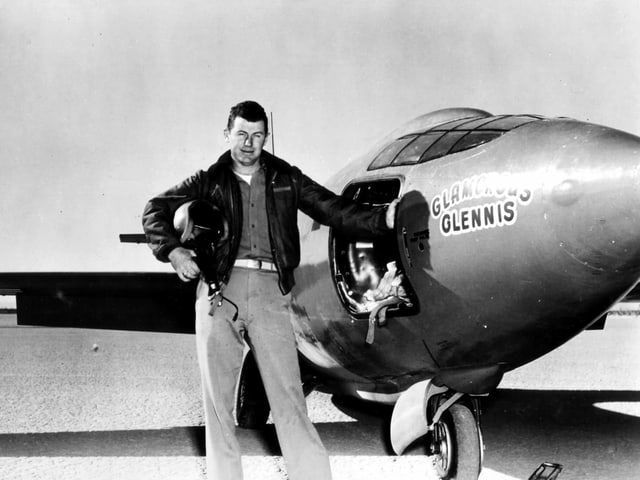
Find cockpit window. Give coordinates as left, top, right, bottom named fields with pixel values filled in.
left=368, top=114, right=544, bottom=170
left=392, top=132, right=443, bottom=166
left=420, top=131, right=468, bottom=162
left=449, top=131, right=503, bottom=156
left=368, top=135, right=417, bottom=170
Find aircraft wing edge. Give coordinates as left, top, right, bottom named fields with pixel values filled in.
left=0, top=272, right=196, bottom=334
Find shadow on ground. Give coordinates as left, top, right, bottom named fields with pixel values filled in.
left=1, top=389, right=638, bottom=478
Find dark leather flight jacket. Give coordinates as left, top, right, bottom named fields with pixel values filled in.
left=142, top=150, right=389, bottom=294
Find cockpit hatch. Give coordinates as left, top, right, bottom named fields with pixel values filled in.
left=330, top=179, right=419, bottom=319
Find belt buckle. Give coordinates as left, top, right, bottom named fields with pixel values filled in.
left=237, top=258, right=272, bottom=271
left=257, top=260, right=272, bottom=271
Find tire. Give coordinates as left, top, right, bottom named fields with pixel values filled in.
left=235, top=351, right=271, bottom=429
left=431, top=403, right=482, bottom=480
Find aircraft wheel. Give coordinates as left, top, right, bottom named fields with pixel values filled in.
left=430, top=403, right=481, bottom=480
left=235, top=351, right=270, bottom=429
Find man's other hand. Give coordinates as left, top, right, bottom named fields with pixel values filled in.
left=386, top=198, right=400, bottom=229
left=168, top=247, right=201, bottom=282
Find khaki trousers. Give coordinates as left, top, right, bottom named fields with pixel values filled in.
left=195, top=267, right=332, bottom=480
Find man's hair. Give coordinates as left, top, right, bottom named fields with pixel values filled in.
left=227, top=101, right=269, bottom=134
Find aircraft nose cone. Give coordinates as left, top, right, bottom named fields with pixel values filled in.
left=544, top=123, right=640, bottom=274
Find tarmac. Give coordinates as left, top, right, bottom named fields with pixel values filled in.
left=0, top=312, right=638, bottom=480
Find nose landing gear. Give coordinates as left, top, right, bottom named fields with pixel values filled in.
left=429, top=402, right=482, bottom=480
left=390, top=381, right=484, bottom=480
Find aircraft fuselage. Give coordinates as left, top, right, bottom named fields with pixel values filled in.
left=291, top=109, right=640, bottom=399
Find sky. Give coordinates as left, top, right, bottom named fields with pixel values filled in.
left=1, top=0, right=639, bottom=273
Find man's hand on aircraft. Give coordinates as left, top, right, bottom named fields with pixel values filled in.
left=168, top=247, right=201, bottom=282
left=386, top=198, right=400, bottom=229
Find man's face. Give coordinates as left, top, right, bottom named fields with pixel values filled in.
left=225, top=116, right=268, bottom=169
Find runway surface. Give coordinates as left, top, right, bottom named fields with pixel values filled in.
left=0, top=312, right=638, bottom=479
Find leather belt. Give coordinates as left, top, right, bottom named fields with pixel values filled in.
left=234, top=258, right=277, bottom=271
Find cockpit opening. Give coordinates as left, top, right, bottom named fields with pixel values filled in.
left=330, top=179, right=418, bottom=319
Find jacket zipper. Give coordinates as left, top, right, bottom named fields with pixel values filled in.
left=266, top=170, right=284, bottom=289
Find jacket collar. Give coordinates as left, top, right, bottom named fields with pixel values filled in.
left=211, top=149, right=288, bottom=175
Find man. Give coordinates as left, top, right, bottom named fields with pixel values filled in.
left=142, top=101, right=397, bottom=480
